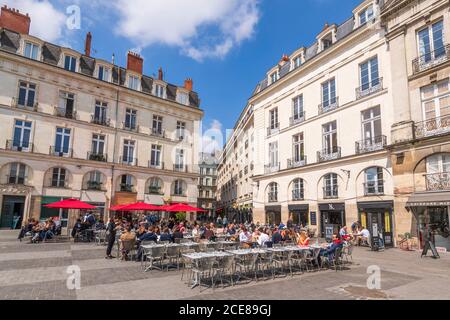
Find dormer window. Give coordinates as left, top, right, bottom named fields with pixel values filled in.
left=97, top=65, right=110, bottom=82
left=64, top=55, right=77, bottom=72
left=322, top=35, right=333, bottom=50
left=154, top=83, right=166, bottom=98
left=359, top=4, right=374, bottom=26
left=128, top=75, right=140, bottom=90
left=270, top=71, right=279, bottom=84
left=177, top=91, right=189, bottom=106
left=292, top=55, right=302, bottom=69
left=24, top=42, right=39, bottom=60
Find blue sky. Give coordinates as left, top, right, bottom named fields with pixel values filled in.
left=5, top=0, right=363, bottom=141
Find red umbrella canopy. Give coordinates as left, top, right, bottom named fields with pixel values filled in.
left=44, top=198, right=97, bottom=210
left=164, top=203, right=207, bottom=212
left=119, top=202, right=162, bottom=211
left=109, top=204, right=129, bottom=211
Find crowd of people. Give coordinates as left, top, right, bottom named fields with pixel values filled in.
left=17, top=217, right=62, bottom=243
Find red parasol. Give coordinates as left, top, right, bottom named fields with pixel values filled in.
left=119, top=202, right=162, bottom=211
left=109, top=204, right=130, bottom=211
left=44, top=198, right=97, bottom=210
left=163, top=203, right=208, bottom=212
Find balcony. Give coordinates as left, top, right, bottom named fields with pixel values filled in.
left=356, top=78, right=383, bottom=100
left=323, top=187, right=338, bottom=199
left=87, top=152, right=107, bottom=162
left=292, top=189, right=304, bottom=201
left=318, top=97, right=339, bottom=114
left=5, top=140, right=34, bottom=153
left=355, top=135, right=387, bottom=154
left=12, top=98, right=38, bottom=111
left=363, top=181, right=385, bottom=196
left=54, top=107, right=76, bottom=120
left=414, top=115, right=450, bottom=139
left=49, top=146, right=73, bottom=158
left=86, top=181, right=104, bottom=191
left=287, top=156, right=307, bottom=169
left=90, top=115, right=110, bottom=127
left=425, top=172, right=450, bottom=191
left=119, top=157, right=138, bottom=166
left=412, top=44, right=450, bottom=74
left=120, top=184, right=134, bottom=192
left=151, top=128, right=166, bottom=138
left=122, top=122, right=139, bottom=132
left=267, top=123, right=280, bottom=136
left=6, top=175, right=26, bottom=185
left=290, top=112, right=306, bottom=126
left=149, top=161, right=164, bottom=170
left=174, top=164, right=188, bottom=173
left=264, top=163, right=280, bottom=174
left=268, top=192, right=278, bottom=203
left=317, top=147, right=341, bottom=162
left=147, top=186, right=163, bottom=195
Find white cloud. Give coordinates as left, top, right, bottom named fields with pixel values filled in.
left=3, top=0, right=66, bottom=43
left=111, top=0, right=260, bottom=61
left=202, top=119, right=224, bottom=153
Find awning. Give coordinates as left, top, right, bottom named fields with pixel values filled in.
left=265, top=205, right=281, bottom=212
left=288, top=204, right=309, bottom=211
left=358, top=200, right=394, bottom=210
left=319, top=203, right=345, bottom=211
left=406, top=191, right=450, bottom=208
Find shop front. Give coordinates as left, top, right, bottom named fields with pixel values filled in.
left=319, top=203, right=345, bottom=240
left=265, top=205, right=282, bottom=225
left=358, top=201, right=394, bottom=248
left=40, top=196, right=69, bottom=227
left=406, top=192, right=450, bottom=251
left=288, top=204, right=309, bottom=227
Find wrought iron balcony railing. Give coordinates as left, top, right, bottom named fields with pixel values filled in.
left=267, top=123, right=280, bottom=136
left=290, top=112, right=306, bottom=126
left=292, top=189, right=304, bottom=201
left=122, top=122, right=139, bottom=132
left=412, top=44, right=450, bottom=74
left=414, top=115, right=450, bottom=139
left=151, top=128, right=165, bottom=138
left=323, top=187, right=338, bottom=199
left=86, top=181, right=103, bottom=191
left=87, top=152, right=107, bottom=162
left=149, top=161, right=164, bottom=169
left=268, top=192, right=278, bottom=203
left=49, top=146, right=73, bottom=158
left=54, top=107, right=76, bottom=119
left=12, top=97, right=38, bottom=111
left=90, top=115, right=111, bottom=126
left=355, top=135, right=387, bottom=154
left=5, top=140, right=34, bottom=152
left=317, top=147, right=341, bottom=162
left=356, top=78, right=383, bottom=100
left=173, top=164, right=188, bottom=173
left=120, top=184, right=134, bottom=192
left=425, top=172, right=450, bottom=191
left=119, top=156, right=138, bottom=166
left=147, top=186, right=163, bottom=195
left=265, top=163, right=280, bottom=174
left=287, top=156, right=307, bottom=169
left=318, top=97, right=339, bottom=114
left=50, top=180, right=66, bottom=188
left=363, top=181, right=385, bottom=196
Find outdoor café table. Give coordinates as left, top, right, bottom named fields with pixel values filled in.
left=226, top=248, right=267, bottom=256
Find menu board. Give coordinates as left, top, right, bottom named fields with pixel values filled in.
left=310, top=212, right=317, bottom=226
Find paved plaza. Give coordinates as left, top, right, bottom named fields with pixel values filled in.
left=0, top=230, right=449, bottom=300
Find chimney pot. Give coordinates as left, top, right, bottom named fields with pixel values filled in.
left=127, top=51, right=143, bottom=74
left=184, top=78, right=193, bottom=91
left=0, top=5, right=31, bottom=34
left=158, top=67, right=164, bottom=81
left=85, top=32, right=92, bottom=57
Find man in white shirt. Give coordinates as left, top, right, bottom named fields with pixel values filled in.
left=239, top=227, right=251, bottom=243
left=357, top=228, right=371, bottom=246
left=256, top=228, right=270, bottom=247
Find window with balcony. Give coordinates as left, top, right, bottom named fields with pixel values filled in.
left=93, top=100, right=108, bottom=125
left=8, top=163, right=26, bottom=185
left=364, top=167, right=384, bottom=195
left=122, top=140, right=135, bottom=165
left=357, top=56, right=381, bottom=99
left=268, top=182, right=278, bottom=202
left=426, top=154, right=450, bottom=191
left=357, top=106, right=385, bottom=153
left=97, top=65, right=110, bottom=82
left=90, top=134, right=105, bottom=161
left=64, top=55, right=77, bottom=72
left=291, top=95, right=305, bottom=125
left=150, top=144, right=162, bottom=167
left=176, top=121, right=186, bottom=140
left=359, top=4, right=374, bottom=26
left=324, top=173, right=338, bottom=198
left=24, top=42, right=39, bottom=60
left=11, top=120, right=32, bottom=151
left=152, top=115, right=163, bottom=136
left=266, top=142, right=279, bottom=173
left=415, top=20, right=447, bottom=73
left=58, top=91, right=75, bottom=118
left=124, top=108, right=137, bottom=130
left=319, top=121, right=340, bottom=161
left=128, top=75, right=140, bottom=90
left=173, top=180, right=186, bottom=196
left=87, top=171, right=102, bottom=190
left=175, top=149, right=185, bottom=171
left=292, top=178, right=304, bottom=201
left=148, top=177, right=163, bottom=194
left=51, top=168, right=66, bottom=188
left=17, top=81, right=36, bottom=108
left=320, top=78, right=337, bottom=113
left=289, top=133, right=306, bottom=168
left=268, top=108, right=279, bottom=135
left=53, top=127, right=71, bottom=156
left=416, top=80, right=450, bottom=138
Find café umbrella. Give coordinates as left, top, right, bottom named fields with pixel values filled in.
left=163, top=203, right=207, bottom=212
left=118, top=202, right=162, bottom=211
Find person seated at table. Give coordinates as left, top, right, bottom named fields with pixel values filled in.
left=18, top=218, right=35, bottom=241
left=95, top=219, right=105, bottom=231
left=173, top=226, right=184, bottom=241
left=192, top=223, right=201, bottom=239
left=225, top=223, right=236, bottom=236
left=119, top=227, right=136, bottom=260
left=297, top=230, right=310, bottom=246
left=318, top=234, right=344, bottom=263
left=159, top=227, right=173, bottom=243
left=71, top=218, right=83, bottom=239
left=136, top=223, right=147, bottom=238
left=239, top=227, right=251, bottom=243
left=281, top=227, right=291, bottom=242
left=272, top=228, right=283, bottom=245
left=139, top=226, right=158, bottom=243
left=256, top=228, right=270, bottom=247
left=339, top=225, right=353, bottom=242
left=201, top=225, right=215, bottom=241
left=355, top=227, right=370, bottom=246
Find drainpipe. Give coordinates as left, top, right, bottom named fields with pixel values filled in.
left=109, top=83, right=120, bottom=220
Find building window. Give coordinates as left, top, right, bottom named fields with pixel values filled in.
left=150, top=144, right=162, bottom=167
left=124, top=108, right=137, bottom=130
left=361, top=106, right=382, bottom=143
left=292, top=179, right=304, bottom=201
left=13, top=120, right=32, bottom=150
left=54, top=127, right=71, bottom=155
left=87, top=171, right=102, bottom=190
left=293, top=133, right=305, bottom=163
left=321, top=78, right=337, bottom=110
left=268, top=182, right=278, bottom=202
left=120, top=175, right=133, bottom=192
left=269, top=108, right=279, bottom=130
left=148, top=177, right=162, bottom=194
left=322, top=121, right=338, bottom=155
left=91, top=134, right=105, bottom=156
left=270, top=71, right=278, bottom=84
left=128, top=75, right=140, bottom=90
left=177, top=91, right=189, bottom=105
left=24, top=42, right=39, bottom=60
left=421, top=80, right=450, bottom=122
left=17, top=81, right=36, bottom=108
left=64, top=55, right=77, bottom=72
left=98, top=65, right=110, bottom=82
left=122, top=140, right=135, bottom=164
left=51, top=168, right=66, bottom=188
left=359, top=4, right=374, bottom=26
left=173, top=180, right=185, bottom=196
left=58, top=91, right=75, bottom=118
left=152, top=115, right=163, bottom=135
left=175, top=149, right=185, bottom=171
left=154, top=84, right=165, bottom=98
left=292, top=95, right=304, bottom=123
left=268, top=142, right=278, bottom=168
left=418, top=20, right=445, bottom=63
left=292, top=55, right=302, bottom=69
left=8, top=163, right=26, bottom=185
left=177, top=121, right=186, bottom=140
left=364, top=167, right=384, bottom=195
left=324, top=173, right=338, bottom=198
left=360, top=56, right=379, bottom=91
left=93, top=101, right=108, bottom=125
left=425, top=154, right=450, bottom=191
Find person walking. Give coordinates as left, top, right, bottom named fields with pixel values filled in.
left=105, top=218, right=119, bottom=259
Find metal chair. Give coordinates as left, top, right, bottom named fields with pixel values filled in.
left=305, top=248, right=321, bottom=271
left=94, top=230, right=107, bottom=246
left=120, top=239, right=136, bottom=261
left=342, top=244, right=354, bottom=263
left=165, top=245, right=180, bottom=271
left=272, top=250, right=289, bottom=278
left=212, top=255, right=235, bottom=288
left=191, top=256, right=216, bottom=291
left=180, top=249, right=196, bottom=282
left=256, top=251, right=274, bottom=280
left=235, top=253, right=258, bottom=283
left=143, top=246, right=166, bottom=272
left=288, top=250, right=305, bottom=276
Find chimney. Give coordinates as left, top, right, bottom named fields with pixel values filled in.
left=158, top=67, right=164, bottom=81
left=0, top=5, right=31, bottom=35
left=127, top=51, right=143, bottom=74
left=85, top=32, right=92, bottom=57
left=184, top=78, right=193, bottom=91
